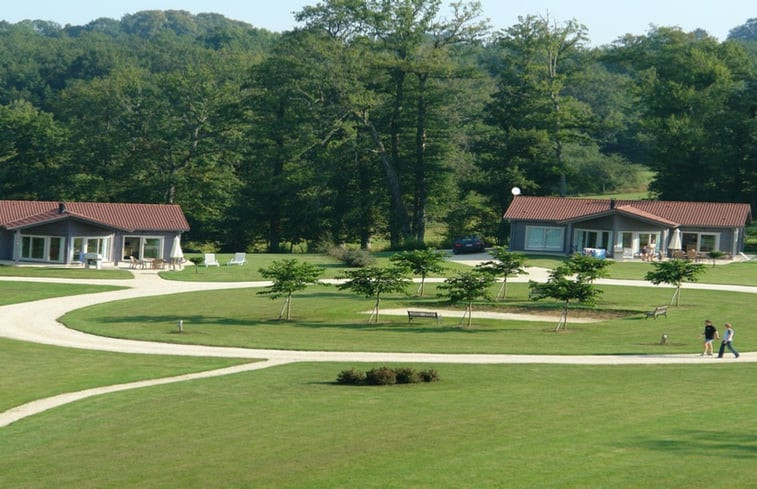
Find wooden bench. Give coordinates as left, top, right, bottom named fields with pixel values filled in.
left=645, top=306, right=668, bottom=319
left=407, top=310, right=440, bottom=324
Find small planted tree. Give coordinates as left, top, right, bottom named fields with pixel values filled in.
left=188, top=256, right=204, bottom=274
left=437, top=271, right=495, bottom=328
left=645, top=259, right=706, bottom=306
left=529, top=262, right=602, bottom=332
left=707, top=250, right=725, bottom=267
left=258, top=259, right=325, bottom=320
left=389, top=249, right=447, bottom=296
left=476, top=246, right=527, bottom=300
left=337, top=266, right=410, bottom=323
left=566, top=253, right=613, bottom=283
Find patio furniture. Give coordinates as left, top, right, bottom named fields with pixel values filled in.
left=227, top=252, right=247, bottom=266
left=204, top=253, right=220, bottom=267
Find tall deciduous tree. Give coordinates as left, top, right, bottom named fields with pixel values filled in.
left=484, top=14, right=591, bottom=197
left=604, top=27, right=757, bottom=206
left=297, top=0, right=489, bottom=245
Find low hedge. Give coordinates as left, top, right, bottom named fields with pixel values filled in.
left=337, top=367, right=439, bottom=386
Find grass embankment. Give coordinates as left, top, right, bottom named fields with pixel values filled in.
left=1, top=362, right=755, bottom=489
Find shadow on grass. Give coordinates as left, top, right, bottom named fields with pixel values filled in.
left=90, top=314, right=507, bottom=334
left=624, top=430, right=757, bottom=458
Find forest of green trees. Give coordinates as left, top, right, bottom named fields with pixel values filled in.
left=1, top=2, right=756, bottom=251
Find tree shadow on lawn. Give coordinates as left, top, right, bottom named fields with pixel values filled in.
left=91, top=313, right=538, bottom=335
left=281, top=320, right=503, bottom=334
left=623, top=430, right=757, bottom=458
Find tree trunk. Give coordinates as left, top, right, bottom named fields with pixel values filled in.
left=361, top=113, right=411, bottom=243
left=412, top=73, right=429, bottom=241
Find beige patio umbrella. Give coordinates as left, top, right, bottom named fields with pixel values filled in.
left=669, top=228, right=682, bottom=250
left=169, top=235, right=184, bottom=269
left=668, top=228, right=681, bottom=257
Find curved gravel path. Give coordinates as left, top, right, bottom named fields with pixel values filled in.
left=1, top=264, right=753, bottom=427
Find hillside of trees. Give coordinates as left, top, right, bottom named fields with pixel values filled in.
left=1, top=4, right=755, bottom=251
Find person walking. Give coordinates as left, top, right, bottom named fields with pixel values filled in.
left=717, top=322, right=740, bottom=358
left=701, top=320, right=719, bottom=356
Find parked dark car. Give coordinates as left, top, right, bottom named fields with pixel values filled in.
left=452, top=236, right=485, bottom=254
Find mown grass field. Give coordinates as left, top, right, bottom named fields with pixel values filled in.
left=2, top=362, right=756, bottom=489
left=0, top=265, right=132, bottom=279
left=2, top=253, right=757, bottom=488
left=62, top=280, right=756, bottom=355
left=0, top=281, right=125, bottom=306
left=0, top=337, right=253, bottom=412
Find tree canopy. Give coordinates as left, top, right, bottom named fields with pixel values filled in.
left=1, top=8, right=755, bottom=250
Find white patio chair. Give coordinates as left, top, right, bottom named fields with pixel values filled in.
left=227, top=252, right=247, bottom=266
left=204, top=253, right=220, bottom=267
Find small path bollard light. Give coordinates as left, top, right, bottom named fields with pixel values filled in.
left=178, top=320, right=183, bottom=333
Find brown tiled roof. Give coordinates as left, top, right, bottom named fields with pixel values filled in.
left=0, top=200, right=190, bottom=232
left=504, top=196, right=752, bottom=228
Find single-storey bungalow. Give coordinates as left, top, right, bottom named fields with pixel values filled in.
left=0, top=200, right=190, bottom=267
left=503, top=196, right=752, bottom=259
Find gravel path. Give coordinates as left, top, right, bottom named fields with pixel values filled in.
left=1, top=263, right=753, bottom=427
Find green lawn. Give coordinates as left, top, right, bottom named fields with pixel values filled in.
left=0, top=281, right=125, bottom=306
left=0, top=265, right=132, bottom=279
left=61, top=282, right=757, bottom=354
left=162, top=252, right=474, bottom=281
left=1, top=362, right=755, bottom=489
left=4, top=259, right=757, bottom=488
left=607, top=259, right=757, bottom=285
left=0, top=337, right=254, bottom=412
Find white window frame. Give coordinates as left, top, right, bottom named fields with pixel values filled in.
left=615, top=232, right=660, bottom=256
left=695, top=233, right=720, bottom=252
left=123, top=236, right=164, bottom=260
left=72, top=236, right=111, bottom=262
left=20, top=234, right=64, bottom=263
left=574, top=228, right=612, bottom=251
left=524, top=226, right=564, bottom=251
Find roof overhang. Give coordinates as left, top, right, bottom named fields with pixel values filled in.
left=558, top=206, right=680, bottom=227
left=4, top=211, right=131, bottom=232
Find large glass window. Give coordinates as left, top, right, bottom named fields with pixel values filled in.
left=123, top=236, right=163, bottom=260
left=72, top=236, right=111, bottom=262
left=682, top=232, right=719, bottom=252
left=700, top=234, right=718, bottom=252
left=575, top=229, right=611, bottom=251
left=143, top=238, right=161, bottom=259
left=525, top=226, right=564, bottom=251
left=20, top=235, right=63, bottom=262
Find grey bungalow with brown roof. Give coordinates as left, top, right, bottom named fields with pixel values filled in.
left=0, top=200, right=190, bottom=266
left=503, top=196, right=752, bottom=259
